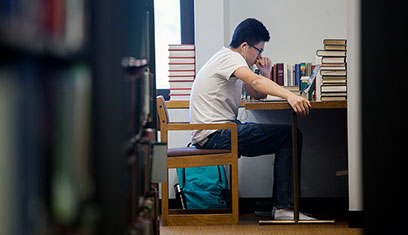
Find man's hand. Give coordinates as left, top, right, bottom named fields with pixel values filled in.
left=255, top=57, right=272, bottom=78
left=287, top=94, right=311, bottom=116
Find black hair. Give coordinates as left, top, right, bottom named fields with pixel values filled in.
left=229, top=18, right=270, bottom=48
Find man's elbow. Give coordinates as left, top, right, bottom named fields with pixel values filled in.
left=250, top=77, right=267, bottom=99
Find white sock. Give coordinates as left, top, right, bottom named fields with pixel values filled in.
left=273, top=207, right=317, bottom=221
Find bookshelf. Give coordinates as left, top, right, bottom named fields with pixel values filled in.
left=0, top=1, right=158, bottom=235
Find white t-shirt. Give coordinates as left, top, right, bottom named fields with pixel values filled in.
left=190, top=47, right=248, bottom=144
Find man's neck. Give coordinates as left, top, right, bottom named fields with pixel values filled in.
left=229, top=46, right=244, bottom=58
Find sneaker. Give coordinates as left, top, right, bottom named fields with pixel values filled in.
left=272, top=207, right=317, bottom=221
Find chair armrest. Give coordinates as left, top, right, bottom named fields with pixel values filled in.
left=167, top=122, right=236, bottom=131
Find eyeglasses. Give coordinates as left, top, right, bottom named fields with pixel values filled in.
left=249, top=44, right=264, bottom=55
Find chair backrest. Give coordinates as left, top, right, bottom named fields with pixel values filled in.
left=156, top=96, right=169, bottom=131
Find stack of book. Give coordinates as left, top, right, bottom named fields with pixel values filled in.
left=316, top=39, right=347, bottom=101
left=168, top=44, right=195, bottom=101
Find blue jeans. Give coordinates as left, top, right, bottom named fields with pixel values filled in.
left=198, top=120, right=302, bottom=209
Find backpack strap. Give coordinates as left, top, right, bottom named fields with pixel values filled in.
left=183, top=168, right=186, bottom=187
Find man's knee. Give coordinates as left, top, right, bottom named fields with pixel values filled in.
left=284, top=126, right=302, bottom=143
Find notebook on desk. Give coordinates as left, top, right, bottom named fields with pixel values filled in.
left=259, top=95, right=286, bottom=102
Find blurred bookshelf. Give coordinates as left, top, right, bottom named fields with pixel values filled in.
left=0, top=1, right=158, bottom=235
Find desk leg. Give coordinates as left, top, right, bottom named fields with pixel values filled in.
left=259, top=111, right=335, bottom=225
left=291, top=111, right=300, bottom=222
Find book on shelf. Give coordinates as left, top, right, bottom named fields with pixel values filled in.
left=168, top=44, right=196, bottom=98
left=168, top=76, right=194, bottom=80
left=276, top=63, right=284, bottom=86
left=322, top=79, right=347, bottom=85
left=284, top=64, right=294, bottom=86
left=324, top=45, right=347, bottom=50
left=321, top=63, right=346, bottom=67
left=323, top=39, right=347, bottom=51
left=300, top=63, right=307, bottom=77
left=169, top=70, right=195, bottom=76
left=321, top=96, right=347, bottom=101
left=321, top=57, right=346, bottom=64
left=320, top=70, right=347, bottom=76
left=321, top=85, right=347, bottom=92
left=271, top=64, right=277, bottom=83
left=168, top=44, right=195, bottom=50
left=169, top=94, right=191, bottom=101
left=322, top=75, right=347, bottom=80
left=321, top=92, right=347, bottom=96
left=169, top=64, right=195, bottom=71
left=323, top=39, right=347, bottom=45
left=320, top=65, right=346, bottom=71
left=169, top=57, right=195, bottom=64
left=316, top=50, right=346, bottom=57
left=168, top=50, right=195, bottom=57
left=169, top=80, right=194, bottom=89
left=169, top=88, right=191, bottom=95
left=321, top=89, right=347, bottom=101
left=294, top=64, right=300, bottom=86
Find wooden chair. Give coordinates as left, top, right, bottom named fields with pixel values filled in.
left=156, top=96, right=239, bottom=226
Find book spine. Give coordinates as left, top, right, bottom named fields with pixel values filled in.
left=168, top=50, right=195, bottom=57
left=273, top=64, right=277, bottom=83
left=295, top=64, right=300, bottom=86
left=276, top=63, right=284, bottom=86
left=168, top=78, right=195, bottom=82
left=168, top=64, right=195, bottom=70
left=316, top=50, right=346, bottom=57
left=168, top=44, right=195, bottom=50
left=323, top=39, right=347, bottom=45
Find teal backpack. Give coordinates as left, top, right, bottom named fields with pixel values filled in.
left=176, top=166, right=230, bottom=209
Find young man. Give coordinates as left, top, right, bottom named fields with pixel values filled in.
left=189, top=18, right=314, bottom=220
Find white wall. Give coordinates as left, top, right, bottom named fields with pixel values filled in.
left=195, top=0, right=347, bottom=71
left=194, top=0, right=229, bottom=71
left=346, top=0, right=363, bottom=212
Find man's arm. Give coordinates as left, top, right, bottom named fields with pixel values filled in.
left=244, top=83, right=267, bottom=100
left=243, top=57, right=271, bottom=100
left=234, top=66, right=311, bottom=115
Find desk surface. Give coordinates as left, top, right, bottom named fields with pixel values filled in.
left=166, top=100, right=347, bottom=110
left=245, top=100, right=347, bottom=110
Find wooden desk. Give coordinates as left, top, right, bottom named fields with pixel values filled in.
left=245, top=100, right=346, bottom=225
left=166, top=100, right=347, bottom=110
left=166, top=99, right=346, bottom=223
left=245, top=100, right=347, bottom=110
